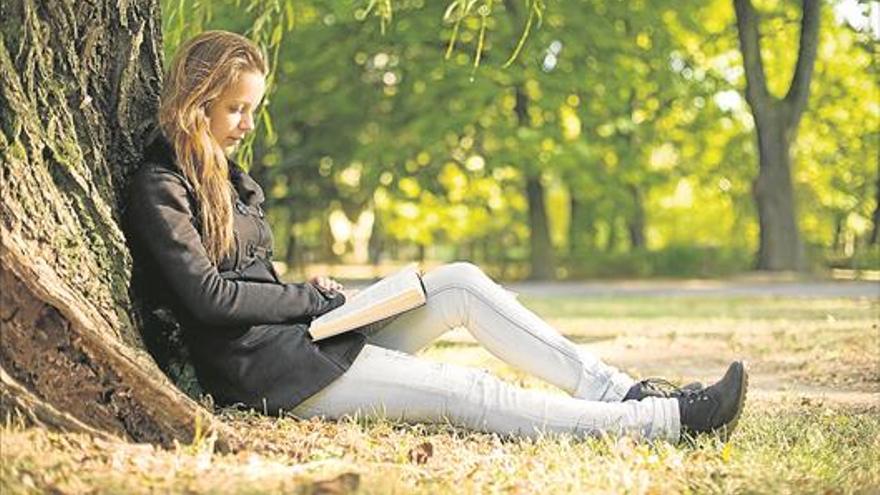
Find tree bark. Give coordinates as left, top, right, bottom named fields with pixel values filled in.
left=514, top=85, right=556, bottom=279
left=734, top=0, right=819, bottom=271
left=752, top=108, right=805, bottom=269
left=1, top=0, right=237, bottom=448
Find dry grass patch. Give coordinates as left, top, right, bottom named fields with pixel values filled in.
left=2, top=294, right=878, bottom=493
left=3, top=400, right=878, bottom=494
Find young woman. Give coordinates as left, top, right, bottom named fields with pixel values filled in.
left=126, top=30, right=748, bottom=444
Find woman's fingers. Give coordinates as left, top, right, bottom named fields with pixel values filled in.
left=311, top=276, right=344, bottom=292
left=320, top=277, right=342, bottom=291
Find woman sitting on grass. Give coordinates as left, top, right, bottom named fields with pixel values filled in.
left=126, top=30, right=748, bottom=444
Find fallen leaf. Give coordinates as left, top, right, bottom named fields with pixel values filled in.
left=408, top=441, right=434, bottom=465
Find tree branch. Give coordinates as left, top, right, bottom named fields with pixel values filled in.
left=733, top=0, right=771, bottom=115
left=784, top=0, right=821, bottom=131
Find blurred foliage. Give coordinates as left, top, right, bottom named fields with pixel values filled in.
left=158, top=0, right=879, bottom=278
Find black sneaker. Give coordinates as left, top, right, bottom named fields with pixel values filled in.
left=678, top=361, right=749, bottom=441
left=623, top=378, right=704, bottom=401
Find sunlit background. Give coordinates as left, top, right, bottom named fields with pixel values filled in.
left=162, top=0, right=879, bottom=280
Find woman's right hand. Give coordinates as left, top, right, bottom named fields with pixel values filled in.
left=309, top=275, right=344, bottom=294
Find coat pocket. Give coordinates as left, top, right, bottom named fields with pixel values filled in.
left=231, top=324, right=282, bottom=350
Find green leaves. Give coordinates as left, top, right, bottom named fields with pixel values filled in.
left=159, top=0, right=877, bottom=272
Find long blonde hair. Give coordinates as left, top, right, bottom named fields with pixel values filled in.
left=159, top=30, right=267, bottom=264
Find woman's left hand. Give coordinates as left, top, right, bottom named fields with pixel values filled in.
left=309, top=275, right=344, bottom=294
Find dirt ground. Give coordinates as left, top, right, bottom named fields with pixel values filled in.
left=431, top=278, right=879, bottom=410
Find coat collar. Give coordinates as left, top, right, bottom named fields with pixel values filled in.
left=228, top=161, right=265, bottom=207
left=143, top=129, right=265, bottom=207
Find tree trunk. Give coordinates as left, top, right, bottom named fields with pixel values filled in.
left=605, top=218, right=621, bottom=253
left=627, top=185, right=646, bottom=250
left=871, top=165, right=880, bottom=245
left=568, top=195, right=596, bottom=256
left=832, top=212, right=845, bottom=252
left=752, top=110, right=805, bottom=269
left=513, top=85, right=556, bottom=280
left=525, top=175, right=556, bottom=279
left=367, top=211, right=384, bottom=265
left=1, top=0, right=237, bottom=448
left=734, top=0, right=819, bottom=271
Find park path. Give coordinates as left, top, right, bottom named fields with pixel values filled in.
left=505, top=278, right=879, bottom=299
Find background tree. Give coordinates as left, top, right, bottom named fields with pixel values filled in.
left=733, top=0, right=820, bottom=270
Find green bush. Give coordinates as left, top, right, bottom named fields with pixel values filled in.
left=824, top=244, right=880, bottom=271
left=648, top=245, right=753, bottom=277
left=564, top=245, right=753, bottom=279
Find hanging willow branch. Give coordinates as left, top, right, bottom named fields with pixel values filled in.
left=502, top=0, right=544, bottom=68
left=364, top=0, right=394, bottom=34
left=440, top=0, right=546, bottom=73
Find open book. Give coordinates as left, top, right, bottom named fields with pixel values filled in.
left=308, top=264, right=427, bottom=341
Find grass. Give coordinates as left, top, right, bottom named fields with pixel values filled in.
left=2, top=294, right=878, bottom=493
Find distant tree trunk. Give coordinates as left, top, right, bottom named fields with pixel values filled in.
left=1, top=0, right=236, bottom=448
left=601, top=218, right=613, bottom=253
left=525, top=175, right=556, bottom=279
left=285, top=228, right=300, bottom=271
left=569, top=196, right=582, bottom=256
left=734, top=0, right=820, bottom=270
left=627, top=185, right=646, bottom=250
left=283, top=208, right=304, bottom=273
left=321, top=216, right=340, bottom=263
left=832, top=213, right=845, bottom=252
left=514, top=86, right=556, bottom=279
left=871, top=167, right=880, bottom=245
left=752, top=107, right=804, bottom=269
left=568, top=195, right=596, bottom=256
left=367, top=211, right=384, bottom=265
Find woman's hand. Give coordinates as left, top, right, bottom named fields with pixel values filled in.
left=309, top=275, right=344, bottom=294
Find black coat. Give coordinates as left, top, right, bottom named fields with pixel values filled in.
left=125, top=135, right=365, bottom=414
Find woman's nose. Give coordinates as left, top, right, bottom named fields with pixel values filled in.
left=240, top=112, right=255, bottom=131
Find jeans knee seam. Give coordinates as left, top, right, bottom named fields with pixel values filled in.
left=427, top=283, right=584, bottom=367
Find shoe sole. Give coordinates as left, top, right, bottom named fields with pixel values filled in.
left=719, top=360, right=749, bottom=442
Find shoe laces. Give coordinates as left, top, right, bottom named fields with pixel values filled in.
left=638, top=378, right=689, bottom=398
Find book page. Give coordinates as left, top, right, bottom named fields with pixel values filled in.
left=325, top=265, right=417, bottom=319
left=309, top=264, right=425, bottom=339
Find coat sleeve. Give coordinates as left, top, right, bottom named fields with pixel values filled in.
left=127, top=165, right=345, bottom=327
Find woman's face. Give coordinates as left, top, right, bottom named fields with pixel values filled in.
left=206, top=70, right=266, bottom=155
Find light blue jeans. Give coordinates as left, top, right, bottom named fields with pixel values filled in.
left=293, top=262, right=681, bottom=442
